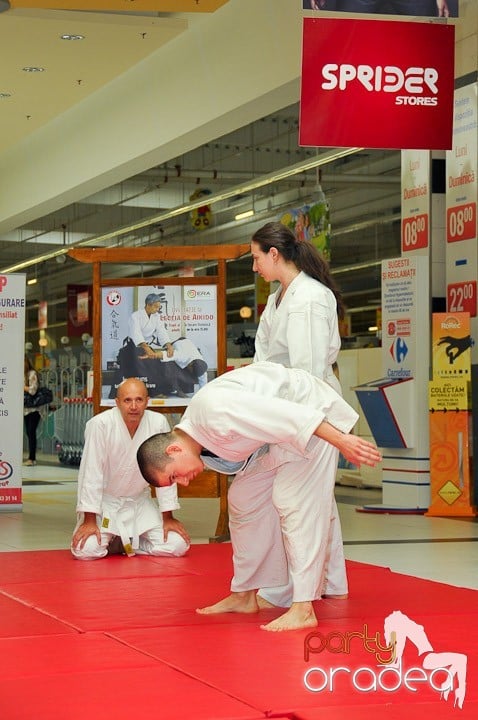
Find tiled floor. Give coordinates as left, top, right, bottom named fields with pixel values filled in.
left=1, top=452, right=477, bottom=592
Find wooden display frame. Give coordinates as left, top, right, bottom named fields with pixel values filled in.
left=69, top=243, right=250, bottom=540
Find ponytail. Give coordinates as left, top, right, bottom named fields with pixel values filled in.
left=252, top=222, right=345, bottom=320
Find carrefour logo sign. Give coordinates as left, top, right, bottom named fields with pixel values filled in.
left=389, top=337, right=408, bottom=363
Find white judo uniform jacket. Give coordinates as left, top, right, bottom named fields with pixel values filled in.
left=254, top=271, right=341, bottom=392
left=128, top=308, right=172, bottom=349
left=177, top=362, right=358, bottom=602
left=177, top=361, right=357, bottom=462
left=76, top=408, right=179, bottom=544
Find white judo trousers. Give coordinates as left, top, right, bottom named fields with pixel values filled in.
left=72, top=407, right=189, bottom=560
left=72, top=490, right=188, bottom=560
left=229, top=441, right=346, bottom=604
left=177, top=362, right=357, bottom=604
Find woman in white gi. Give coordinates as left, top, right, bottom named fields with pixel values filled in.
left=250, top=221, right=347, bottom=607
left=137, top=362, right=381, bottom=631
left=71, top=378, right=190, bottom=560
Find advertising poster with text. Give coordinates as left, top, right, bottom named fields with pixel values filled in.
left=445, top=83, right=478, bottom=324
left=67, top=284, right=93, bottom=337
left=101, top=284, right=217, bottom=408
left=0, top=274, right=26, bottom=511
left=401, top=149, right=430, bottom=253
left=432, top=311, right=471, bottom=380
left=381, top=256, right=428, bottom=380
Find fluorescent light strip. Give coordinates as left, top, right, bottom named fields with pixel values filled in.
left=234, top=209, right=254, bottom=221
left=1, top=147, right=363, bottom=274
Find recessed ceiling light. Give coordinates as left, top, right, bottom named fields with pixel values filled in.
left=22, top=67, right=45, bottom=73
left=60, top=34, right=85, bottom=41
left=0, top=92, right=12, bottom=98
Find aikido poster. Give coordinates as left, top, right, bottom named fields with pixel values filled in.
left=101, top=283, right=218, bottom=407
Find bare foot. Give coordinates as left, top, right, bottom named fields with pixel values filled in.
left=256, top=594, right=277, bottom=609
left=322, top=593, right=348, bottom=600
left=260, top=601, right=318, bottom=632
left=196, top=591, right=259, bottom=615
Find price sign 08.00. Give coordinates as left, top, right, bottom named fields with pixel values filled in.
left=447, top=202, right=476, bottom=243
left=401, top=213, right=428, bottom=252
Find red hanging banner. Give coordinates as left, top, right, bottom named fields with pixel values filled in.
left=300, top=18, right=455, bottom=150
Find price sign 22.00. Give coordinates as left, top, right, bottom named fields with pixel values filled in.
left=447, top=280, right=477, bottom=317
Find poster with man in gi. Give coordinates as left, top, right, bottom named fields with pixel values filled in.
left=101, top=284, right=217, bottom=407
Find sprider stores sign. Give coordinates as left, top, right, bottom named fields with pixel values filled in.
left=300, top=18, right=455, bottom=150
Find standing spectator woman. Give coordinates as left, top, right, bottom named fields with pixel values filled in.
left=23, top=356, right=42, bottom=466
left=250, top=220, right=347, bottom=606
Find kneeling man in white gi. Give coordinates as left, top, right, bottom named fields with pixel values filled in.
left=136, top=362, right=380, bottom=631
left=71, top=377, right=190, bottom=560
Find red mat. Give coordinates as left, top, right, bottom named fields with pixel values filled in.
left=0, top=667, right=263, bottom=720
left=0, top=593, right=77, bottom=638
left=0, top=547, right=200, bottom=584
left=1, top=633, right=155, bottom=679
left=111, top=614, right=477, bottom=715
left=293, top=702, right=478, bottom=719
left=0, top=545, right=477, bottom=719
left=1, top=574, right=263, bottom=632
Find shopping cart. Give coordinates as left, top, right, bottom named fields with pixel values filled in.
left=53, top=397, right=93, bottom=466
